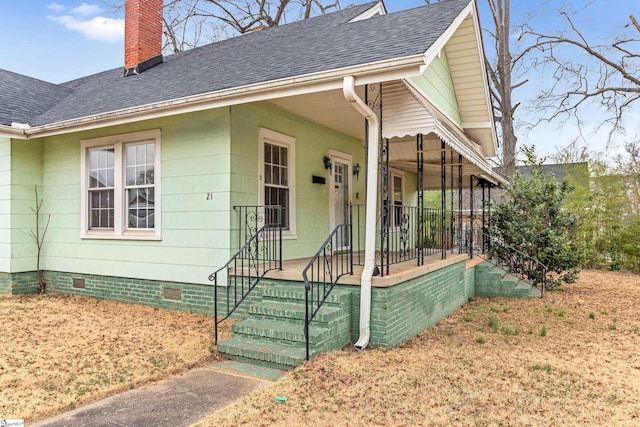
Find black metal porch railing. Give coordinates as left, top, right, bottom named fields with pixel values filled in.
left=477, top=231, right=547, bottom=298
left=302, top=224, right=353, bottom=360
left=209, top=206, right=282, bottom=344
left=351, top=204, right=472, bottom=276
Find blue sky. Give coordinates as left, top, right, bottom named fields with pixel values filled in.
left=0, top=0, right=636, bottom=159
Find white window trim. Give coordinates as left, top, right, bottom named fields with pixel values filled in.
left=80, top=129, right=162, bottom=240
left=258, top=127, right=297, bottom=239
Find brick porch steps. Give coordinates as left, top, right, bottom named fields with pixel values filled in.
left=476, top=262, right=542, bottom=298
left=216, top=281, right=352, bottom=370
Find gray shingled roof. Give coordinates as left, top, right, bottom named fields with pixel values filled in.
left=0, top=69, right=73, bottom=126
left=1, top=0, right=470, bottom=127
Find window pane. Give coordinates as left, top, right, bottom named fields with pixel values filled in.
left=280, top=146, right=287, bottom=167
left=264, top=144, right=272, bottom=164
left=126, top=165, right=135, bottom=186
left=264, top=163, right=271, bottom=184
left=273, top=165, right=280, bottom=186
left=136, top=144, right=146, bottom=164
left=89, top=148, right=114, bottom=189
left=125, top=142, right=154, bottom=186
left=265, top=186, right=289, bottom=230
left=128, top=188, right=154, bottom=229
left=146, top=144, right=154, bottom=165
left=272, top=145, right=279, bottom=165
left=145, top=165, right=154, bottom=185
left=393, top=176, right=402, bottom=204
left=126, top=145, right=136, bottom=167
left=89, top=189, right=114, bottom=229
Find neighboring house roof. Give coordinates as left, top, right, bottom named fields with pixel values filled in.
left=1, top=0, right=471, bottom=128
left=0, top=69, right=73, bottom=126
left=517, top=162, right=589, bottom=184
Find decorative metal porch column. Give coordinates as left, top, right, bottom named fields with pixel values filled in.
left=416, top=133, right=424, bottom=266
left=440, top=139, right=446, bottom=260
left=458, top=153, right=463, bottom=254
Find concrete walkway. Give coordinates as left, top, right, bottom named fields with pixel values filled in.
left=30, top=365, right=272, bottom=427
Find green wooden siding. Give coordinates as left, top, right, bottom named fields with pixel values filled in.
left=230, top=102, right=366, bottom=260
left=36, top=108, right=232, bottom=285
left=9, top=138, right=43, bottom=272
left=3, top=101, right=366, bottom=287
left=0, top=138, right=10, bottom=273
left=410, top=49, right=462, bottom=126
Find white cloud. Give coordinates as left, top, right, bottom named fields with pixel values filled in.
left=48, top=15, right=124, bottom=43
left=70, top=3, right=103, bottom=17
left=47, top=3, right=68, bottom=11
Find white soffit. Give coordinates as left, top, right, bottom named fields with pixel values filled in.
left=444, top=13, right=496, bottom=156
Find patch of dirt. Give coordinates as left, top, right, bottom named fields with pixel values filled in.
left=0, top=294, right=231, bottom=422
left=195, top=270, right=640, bottom=426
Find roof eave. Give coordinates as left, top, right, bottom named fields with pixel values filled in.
left=22, top=54, right=426, bottom=139
left=419, top=0, right=498, bottom=157
left=0, top=123, right=28, bottom=139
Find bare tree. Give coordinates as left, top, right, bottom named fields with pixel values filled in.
left=523, top=7, right=640, bottom=142
left=105, top=0, right=341, bottom=52
left=30, top=185, right=51, bottom=294
left=484, top=0, right=529, bottom=179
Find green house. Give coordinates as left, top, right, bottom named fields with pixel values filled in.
left=0, top=0, right=528, bottom=369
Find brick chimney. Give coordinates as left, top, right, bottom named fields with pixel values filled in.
left=124, top=0, right=163, bottom=77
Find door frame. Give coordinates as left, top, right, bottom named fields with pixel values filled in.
left=328, top=149, right=353, bottom=234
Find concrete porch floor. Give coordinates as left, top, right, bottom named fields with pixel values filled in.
left=254, top=251, right=482, bottom=288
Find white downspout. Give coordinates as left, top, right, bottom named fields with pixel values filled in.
left=343, top=75, right=379, bottom=350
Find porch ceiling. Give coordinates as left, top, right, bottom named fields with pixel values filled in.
left=268, top=87, right=366, bottom=140
left=389, top=135, right=498, bottom=190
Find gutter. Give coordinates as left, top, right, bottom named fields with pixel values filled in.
left=17, top=54, right=425, bottom=140
left=343, top=75, right=379, bottom=350
left=0, top=123, right=29, bottom=138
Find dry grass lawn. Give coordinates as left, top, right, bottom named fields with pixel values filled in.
left=196, top=270, right=640, bottom=426
left=0, top=294, right=231, bottom=422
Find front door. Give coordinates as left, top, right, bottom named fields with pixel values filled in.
left=329, top=152, right=352, bottom=249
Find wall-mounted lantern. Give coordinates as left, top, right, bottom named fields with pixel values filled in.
left=353, top=163, right=361, bottom=181
left=323, top=156, right=332, bottom=171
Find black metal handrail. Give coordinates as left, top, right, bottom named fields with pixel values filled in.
left=209, top=221, right=282, bottom=344
left=302, top=223, right=353, bottom=360
left=478, top=231, right=547, bottom=298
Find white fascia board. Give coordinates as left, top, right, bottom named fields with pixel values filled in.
left=348, top=1, right=387, bottom=22
left=462, top=121, right=493, bottom=129
left=23, top=54, right=425, bottom=139
left=420, top=1, right=474, bottom=73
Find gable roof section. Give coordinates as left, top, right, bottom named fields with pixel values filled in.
left=1, top=0, right=472, bottom=132
left=0, top=69, right=73, bottom=126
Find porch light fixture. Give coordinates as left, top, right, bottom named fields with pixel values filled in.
left=323, top=155, right=332, bottom=171
left=353, top=163, right=361, bottom=180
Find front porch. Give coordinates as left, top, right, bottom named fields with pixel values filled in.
left=264, top=251, right=473, bottom=286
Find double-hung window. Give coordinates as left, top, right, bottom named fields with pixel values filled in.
left=81, top=130, right=161, bottom=239
left=258, top=128, right=296, bottom=237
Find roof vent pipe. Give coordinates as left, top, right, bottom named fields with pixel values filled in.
left=124, top=0, right=164, bottom=76
left=343, top=75, right=379, bottom=351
